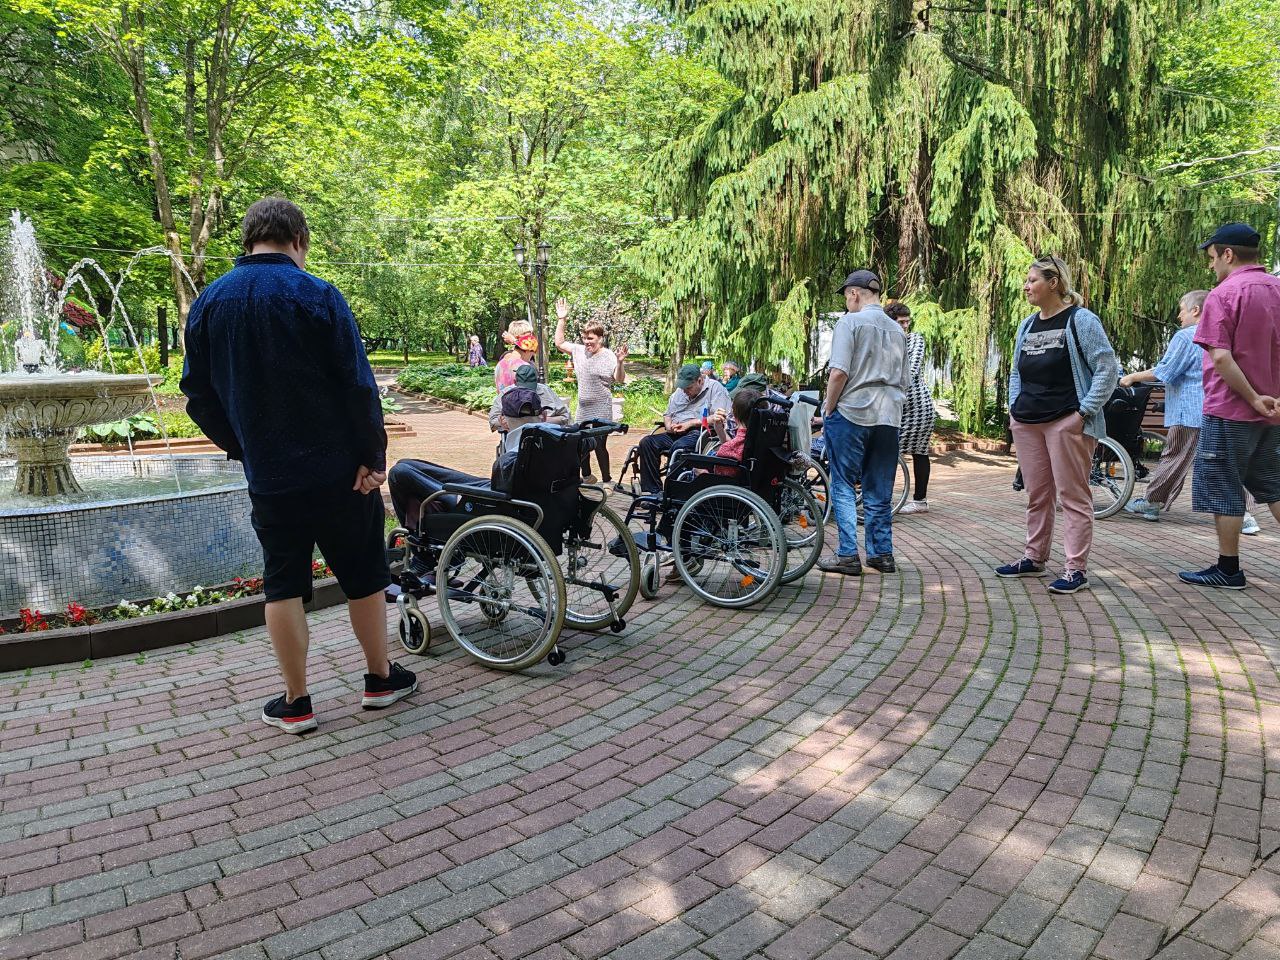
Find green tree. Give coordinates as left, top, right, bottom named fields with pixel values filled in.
left=635, top=0, right=1280, bottom=428
left=13, top=0, right=449, bottom=328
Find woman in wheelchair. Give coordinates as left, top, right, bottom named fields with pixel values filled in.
left=624, top=393, right=825, bottom=608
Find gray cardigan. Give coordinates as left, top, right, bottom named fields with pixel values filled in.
left=1008, top=306, right=1120, bottom=440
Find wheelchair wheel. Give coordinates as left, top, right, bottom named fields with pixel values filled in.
left=672, top=486, right=786, bottom=608
left=639, top=556, right=661, bottom=599
left=854, top=454, right=911, bottom=520
left=435, top=516, right=566, bottom=670
left=796, top=459, right=832, bottom=523
left=398, top=606, right=431, bottom=656
left=778, top=479, right=825, bottom=585
left=1091, top=436, right=1135, bottom=519
left=563, top=502, right=640, bottom=631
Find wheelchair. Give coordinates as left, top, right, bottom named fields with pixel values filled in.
left=614, top=421, right=714, bottom=498
left=703, top=390, right=909, bottom=526
left=384, top=421, right=640, bottom=671
left=622, top=396, right=825, bottom=608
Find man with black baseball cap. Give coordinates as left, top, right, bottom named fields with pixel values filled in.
left=1179, top=222, right=1280, bottom=589
left=817, top=268, right=911, bottom=577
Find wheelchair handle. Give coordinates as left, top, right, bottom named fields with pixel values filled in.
left=573, top=419, right=629, bottom=438
left=753, top=394, right=793, bottom=411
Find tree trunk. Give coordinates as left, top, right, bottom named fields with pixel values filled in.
left=120, top=8, right=192, bottom=339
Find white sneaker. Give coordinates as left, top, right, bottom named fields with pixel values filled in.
left=899, top=500, right=929, bottom=514
left=1242, top=512, right=1261, bottom=536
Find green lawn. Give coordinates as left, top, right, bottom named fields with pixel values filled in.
left=367, top=350, right=458, bottom=366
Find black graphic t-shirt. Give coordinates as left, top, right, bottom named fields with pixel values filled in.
left=1012, top=307, right=1080, bottom=424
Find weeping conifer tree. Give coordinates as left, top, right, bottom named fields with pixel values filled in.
left=635, top=0, right=1278, bottom=429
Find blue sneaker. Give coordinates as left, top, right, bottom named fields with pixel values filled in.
left=1178, top=565, right=1247, bottom=590
left=1048, top=571, right=1089, bottom=594
left=1123, top=497, right=1160, bottom=521
left=995, top=558, right=1047, bottom=578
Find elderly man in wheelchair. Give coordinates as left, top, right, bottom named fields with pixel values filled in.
left=624, top=362, right=732, bottom=496
left=622, top=391, right=824, bottom=609
left=385, top=415, right=638, bottom=671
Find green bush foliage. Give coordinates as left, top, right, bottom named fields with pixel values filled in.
left=397, top=363, right=669, bottom=428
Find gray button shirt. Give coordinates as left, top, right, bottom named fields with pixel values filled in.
left=828, top=305, right=911, bottom=427
left=666, top=379, right=732, bottom=426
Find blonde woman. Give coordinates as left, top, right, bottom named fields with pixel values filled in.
left=996, top=255, right=1119, bottom=594
left=495, top=319, right=534, bottom=389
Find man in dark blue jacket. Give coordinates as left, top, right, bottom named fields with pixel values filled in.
left=182, top=197, right=416, bottom=734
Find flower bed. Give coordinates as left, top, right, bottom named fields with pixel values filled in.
left=0, top=561, right=331, bottom=635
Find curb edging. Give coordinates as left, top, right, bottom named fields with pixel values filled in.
left=0, top=578, right=348, bottom=671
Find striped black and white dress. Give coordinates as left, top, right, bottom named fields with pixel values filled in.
left=899, top=332, right=936, bottom=455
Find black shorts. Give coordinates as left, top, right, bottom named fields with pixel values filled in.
left=1192, top=415, right=1280, bottom=516
left=249, top=486, right=391, bottom=603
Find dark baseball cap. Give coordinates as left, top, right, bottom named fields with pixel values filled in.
left=1199, top=222, right=1261, bottom=250
left=837, top=269, right=882, bottom=294
left=675, top=363, right=703, bottom=388
left=514, top=363, right=538, bottom=387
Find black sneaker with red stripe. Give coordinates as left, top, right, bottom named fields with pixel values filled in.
left=363, top=662, right=417, bottom=709
left=261, top=694, right=318, bottom=734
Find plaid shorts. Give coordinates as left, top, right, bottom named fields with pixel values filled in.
left=1191, top=414, right=1280, bottom=516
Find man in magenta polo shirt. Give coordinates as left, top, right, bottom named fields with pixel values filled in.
left=1179, top=222, right=1280, bottom=589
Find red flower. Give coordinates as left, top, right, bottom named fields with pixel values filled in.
left=19, top=609, right=49, bottom=633
left=65, top=602, right=97, bottom=626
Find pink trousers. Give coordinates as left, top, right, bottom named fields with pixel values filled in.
left=1011, top=415, right=1096, bottom=574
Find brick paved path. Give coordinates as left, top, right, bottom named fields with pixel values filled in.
left=3, top=399, right=1280, bottom=960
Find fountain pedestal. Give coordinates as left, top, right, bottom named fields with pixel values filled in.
left=9, top=430, right=84, bottom=495
left=0, top=373, right=160, bottom=496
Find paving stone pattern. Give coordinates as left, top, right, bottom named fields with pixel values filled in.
left=3, top=399, right=1280, bottom=960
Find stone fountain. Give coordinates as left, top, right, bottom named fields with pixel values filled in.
left=0, top=211, right=259, bottom=616
left=0, top=214, right=161, bottom=495
left=1, top=362, right=159, bottom=495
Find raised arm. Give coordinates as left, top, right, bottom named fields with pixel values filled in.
left=614, top=343, right=627, bottom=384
left=553, top=297, right=572, bottom=353
left=1119, top=369, right=1158, bottom=388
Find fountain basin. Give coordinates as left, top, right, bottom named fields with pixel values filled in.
left=0, top=372, right=162, bottom=495
left=0, top=454, right=260, bottom=617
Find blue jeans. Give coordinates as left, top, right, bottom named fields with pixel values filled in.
left=823, top=411, right=899, bottom=558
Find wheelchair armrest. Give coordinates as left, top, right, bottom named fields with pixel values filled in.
left=443, top=483, right=511, bottom=502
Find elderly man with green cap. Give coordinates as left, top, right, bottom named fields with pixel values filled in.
left=638, top=362, right=731, bottom=493
left=488, top=363, right=570, bottom=453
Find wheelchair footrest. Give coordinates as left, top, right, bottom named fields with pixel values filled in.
left=630, top=530, right=667, bottom=552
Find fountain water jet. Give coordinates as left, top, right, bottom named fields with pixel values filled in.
left=0, top=211, right=259, bottom=617
left=1, top=212, right=162, bottom=494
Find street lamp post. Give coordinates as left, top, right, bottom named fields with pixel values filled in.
left=513, top=239, right=552, bottom=382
